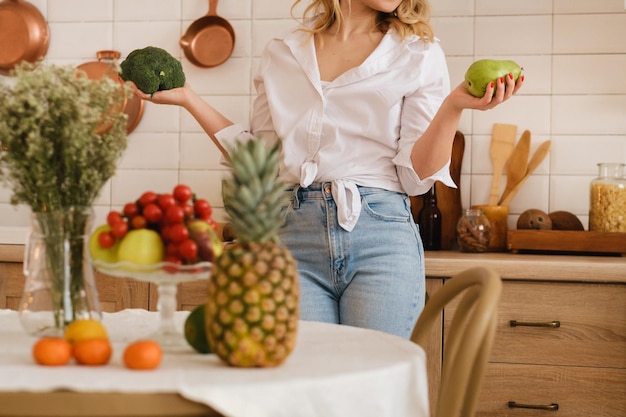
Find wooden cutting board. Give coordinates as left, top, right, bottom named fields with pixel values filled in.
left=411, top=131, right=465, bottom=250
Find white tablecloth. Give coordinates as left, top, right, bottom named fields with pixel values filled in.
left=0, top=309, right=429, bottom=417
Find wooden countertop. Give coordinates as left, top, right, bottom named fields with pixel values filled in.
left=1, top=245, right=625, bottom=284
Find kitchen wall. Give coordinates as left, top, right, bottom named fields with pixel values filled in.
left=1, top=0, right=626, bottom=244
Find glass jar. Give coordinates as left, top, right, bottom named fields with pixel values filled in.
left=456, top=208, right=491, bottom=253
left=589, top=163, right=626, bottom=232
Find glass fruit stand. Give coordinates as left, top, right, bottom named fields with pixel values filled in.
left=93, top=259, right=212, bottom=352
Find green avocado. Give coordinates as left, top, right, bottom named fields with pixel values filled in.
left=464, top=59, right=522, bottom=98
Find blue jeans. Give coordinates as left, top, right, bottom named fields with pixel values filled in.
left=279, top=183, right=426, bottom=339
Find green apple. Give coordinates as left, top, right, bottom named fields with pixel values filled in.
left=117, top=229, right=164, bottom=269
left=187, top=219, right=223, bottom=262
left=88, top=224, right=120, bottom=264
left=464, top=59, right=522, bottom=98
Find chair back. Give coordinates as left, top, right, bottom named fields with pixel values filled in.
left=411, top=266, right=502, bottom=417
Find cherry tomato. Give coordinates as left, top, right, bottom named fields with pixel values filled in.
left=163, top=255, right=183, bottom=273
left=165, top=242, right=180, bottom=257
left=193, top=198, right=213, bottom=219
left=142, top=203, right=163, bottom=224
left=123, top=202, right=139, bottom=218
left=97, top=231, right=116, bottom=249
left=178, top=239, right=198, bottom=262
left=181, top=203, right=194, bottom=218
left=207, top=217, right=218, bottom=231
left=107, top=211, right=123, bottom=227
left=173, top=184, right=193, bottom=203
left=164, top=205, right=185, bottom=224
left=157, top=193, right=176, bottom=211
left=168, top=223, right=189, bottom=243
left=138, top=191, right=158, bottom=207
left=131, top=215, right=147, bottom=230
left=111, top=220, right=128, bottom=239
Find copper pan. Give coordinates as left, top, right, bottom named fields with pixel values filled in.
left=0, top=0, right=50, bottom=75
left=76, top=50, right=145, bottom=134
left=180, top=0, right=235, bottom=68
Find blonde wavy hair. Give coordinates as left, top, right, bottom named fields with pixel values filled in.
left=291, top=0, right=434, bottom=41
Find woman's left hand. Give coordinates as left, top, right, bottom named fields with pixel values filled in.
left=449, top=72, right=524, bottom=111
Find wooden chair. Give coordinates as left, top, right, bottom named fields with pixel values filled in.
left=411, top=266, right=502, bottom=417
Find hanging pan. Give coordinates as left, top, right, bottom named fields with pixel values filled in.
left=76, top=50, right=145, bottom=134
left=0, top=0, right=50, bottom=75
left=180, top=0, right=235, bottom=68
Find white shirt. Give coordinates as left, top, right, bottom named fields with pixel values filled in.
left=216, top=25, right=455, bottom=231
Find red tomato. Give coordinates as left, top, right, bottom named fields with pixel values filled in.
left=111, top=221, right=128, bottom=239
left=181, top=204, right=194, bottom=218
left=178, top=239, right=198, bottom=262
left=131, top=215, right=147, bottom=230
left=162, top=256, right=182, bottom=273
left=173, top=184, right=193, bottom=203
left=138, top=191, right=158, bottom=207
left=142, top=203, right=163, bottom=224
left=97, top=231, right=116, bottom=249
left=164, top=205, right=185, bottom=224
left=193, top=198, right=213, bottom=219
left=168, top=223, right=189, bottom=243
left=123, top=202, right=139, bottom=218
left=106, top=211, right=123, bottom=227
left=165, top=242, right=180, bottom=257
left=157, top=193, right=176, bottom=211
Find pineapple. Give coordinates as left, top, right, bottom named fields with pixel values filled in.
left=206, top=138, right=299, bottom=367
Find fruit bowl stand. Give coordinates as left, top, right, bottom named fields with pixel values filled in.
left=92, top=260, right=212, bottom=352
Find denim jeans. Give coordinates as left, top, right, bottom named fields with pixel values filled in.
left=279, top=182, right=426, bottom=339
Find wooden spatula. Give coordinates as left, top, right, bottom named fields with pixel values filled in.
left=499, top=129, right=531, bottom=205
left=488, top=124, right=517, bottom=206
left=500, top=140, right=551, bottom=206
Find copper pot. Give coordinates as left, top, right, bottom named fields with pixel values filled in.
left=0, top=0, right=50, bottom=75
left=180, top=0, right=235, bottom=68
left=77, top=50, right=145, bottom=134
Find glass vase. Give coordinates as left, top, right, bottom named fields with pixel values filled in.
left=19, top=206, right=102, bottom=336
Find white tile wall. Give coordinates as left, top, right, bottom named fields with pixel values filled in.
left=1, top=0, right=626, bottom=243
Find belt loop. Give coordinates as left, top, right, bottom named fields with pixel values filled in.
left=291, top=185, right=301, bottom=209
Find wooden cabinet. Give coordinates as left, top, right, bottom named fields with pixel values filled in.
left=442, top=278, right=626, bottom=417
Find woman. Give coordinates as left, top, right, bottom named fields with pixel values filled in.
left=135, top=0, right=523, bottom=338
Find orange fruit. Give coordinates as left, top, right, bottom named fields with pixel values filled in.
left=123, top=340, right=163, bottom=370
left=64, top=319, right=108, bottom=344
left=73, top=338, right=112, bottom=366
left=32, top=337, right=72, bottom=366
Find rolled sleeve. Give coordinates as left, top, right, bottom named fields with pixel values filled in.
left=395, top=155, right=456, bottom=196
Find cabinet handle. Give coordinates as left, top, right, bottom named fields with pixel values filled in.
left=509, top=320, right=560, bottom=328
left=508, top=401, right=559, bottom=411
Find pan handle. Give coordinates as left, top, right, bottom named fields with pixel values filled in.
left=96, top=50, right=121, bottom=61
left=208, top=0, right=218, bottom=16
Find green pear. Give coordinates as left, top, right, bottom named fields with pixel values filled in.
left=464, top=59, right=522, bottom=98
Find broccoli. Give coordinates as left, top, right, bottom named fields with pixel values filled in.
left=120, top=46, right=186, bottom=95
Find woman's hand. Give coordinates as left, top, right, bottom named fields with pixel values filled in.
left=129, top=81, right=191, bottom=107
left=448, top=72, right=524, bottom=112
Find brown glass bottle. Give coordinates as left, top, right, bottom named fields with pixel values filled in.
left=418, top=186, right=442, bottom=250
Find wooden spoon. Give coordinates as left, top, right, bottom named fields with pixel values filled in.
left=499, top=140, right=551, bottom=206
left=499, top=130, right=531, bottom=205
left=488, top=124, right=517, bottom=206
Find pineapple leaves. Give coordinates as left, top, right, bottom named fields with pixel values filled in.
left=223, top=138, right=289, bottom=243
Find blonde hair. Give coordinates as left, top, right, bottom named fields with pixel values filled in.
left=291, top=0, right=434, bottom=41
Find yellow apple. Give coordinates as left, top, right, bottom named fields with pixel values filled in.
left=88, top=224, right=120, bottom=264
left=117, top=229, right=164, bottom=270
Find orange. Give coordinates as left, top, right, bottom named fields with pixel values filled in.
left=73, top=338, right=112, bottom=366
left=32, top=337, right=72, bottom=366
left=123, top=340, right=163, bottom=370
left=64, top=319, right=108, bottom=344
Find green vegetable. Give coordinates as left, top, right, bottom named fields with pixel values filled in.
left=120, top=46, right=185, bottom=95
